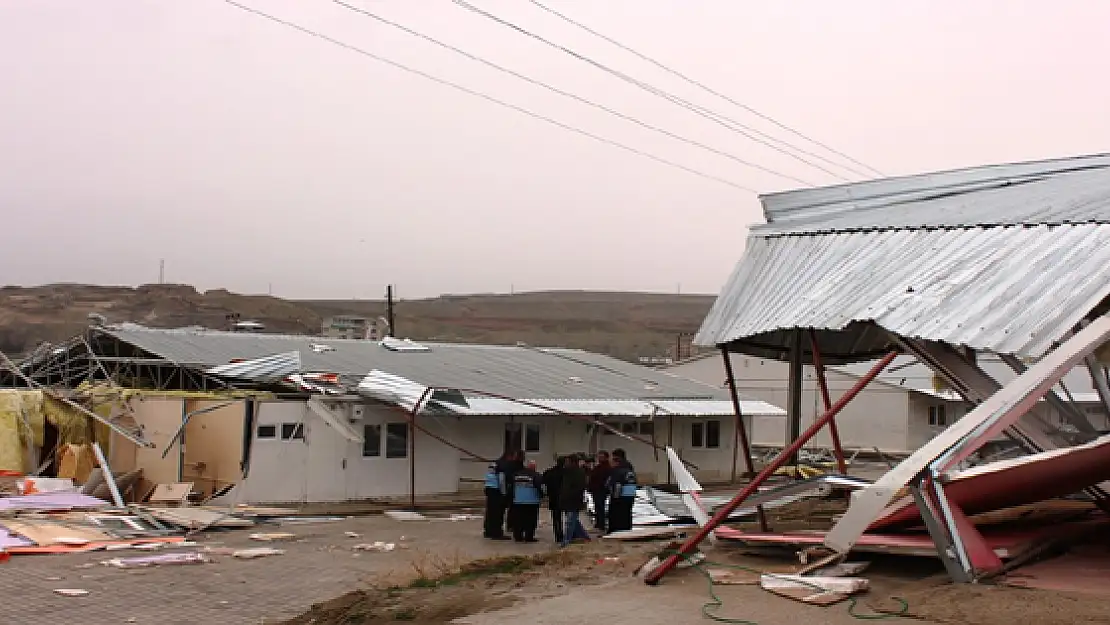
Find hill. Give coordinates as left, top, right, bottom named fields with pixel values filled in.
left=0, top=284, right=716, bottom=362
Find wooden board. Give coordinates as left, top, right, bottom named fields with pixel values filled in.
left=149, top=482, right=194, bottom=504
left=137, top=505, right=254, bottom=529
left=1, top=519, right=114, bottom=546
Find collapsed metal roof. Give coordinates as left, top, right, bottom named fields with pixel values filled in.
left=90, top=324, right=787, bottom=415
left=695, top=154, right=1110, bottom=362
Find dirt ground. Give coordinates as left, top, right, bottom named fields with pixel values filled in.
left=281, top=516, right=1110, bottom=625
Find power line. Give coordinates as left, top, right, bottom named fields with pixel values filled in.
left=452, top=0, right=860, bottom=182
left=221, top=1, right=755, bottom=193
left=332, top=0, right=812, bottom=186
left=526, top=0, right=885, bottom=179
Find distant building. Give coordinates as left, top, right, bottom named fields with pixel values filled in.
left=321, top=316, right=379, bottom=340
left=230, top=320, right=265, bottom=333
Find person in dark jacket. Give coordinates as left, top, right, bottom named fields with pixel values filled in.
left=558, top=454, right=589, bottom=547
left=482, top=459, right=508, bottom=539
left=491, top=451, right=518, bottom=540
left=587, top=450, right=612, bottom=532
left=606, top=448, right=637, bottom=533
left=542, top=457, right=565, bottom=544
left=508, top=459, right=543, bottom=542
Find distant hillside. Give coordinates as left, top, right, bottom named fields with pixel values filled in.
left=0, top=285, right=716, bottom=362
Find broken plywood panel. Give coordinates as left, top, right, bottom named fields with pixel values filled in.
left=760, top=574, right=868, bottom=606
left=148, top=482, right=194, bottom=504
left=1, top=519, right=114, bottom=546
left=137, top=506, right=253, bottom=530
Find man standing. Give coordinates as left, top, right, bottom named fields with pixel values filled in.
left=482, top=459, right=508, bottom=540
left=587, top=450, right=612, bottom=532
left=494, top=450, right=518, bottom=539
left=509, top=459, right=543, bottom=542
left=542, top=456, right=565, bottom=545
left=606, top=448, right=637, bottom=533
left=559, top=454, right=589, bottom=547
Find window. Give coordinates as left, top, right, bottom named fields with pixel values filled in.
left=928, top=405, right=947, bottom=427
left=281, top=423, right=305, bottom=440
left=638, top=421, right=654, bottom=437
left=385, top=423, right=409, bottom=458
left=362, top=424, right=381, bottom=457
left=524, top=423, right=540, bottom=453
left=705, top=420, right=721, bottom=449
left=621, top=422, right=638, bottom=434
left=504, top=423, right=541, bottom=453
left=257, top=425, right=277, bottom=439
left=691, top=421, right=721, bottom=448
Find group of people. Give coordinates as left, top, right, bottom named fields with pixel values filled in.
left=482, top=448, right=638, bottom=547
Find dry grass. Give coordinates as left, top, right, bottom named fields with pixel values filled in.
left=0, top=284, right=713, bottom=361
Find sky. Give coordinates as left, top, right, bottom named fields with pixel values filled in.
left=1, top=1, right=1108, bottom=300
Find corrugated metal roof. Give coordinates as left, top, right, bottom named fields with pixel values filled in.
left=697, top=223, right=1110, bottom=359
left=758, top=153, right=1110, bottom=235
left=205, top=351, right=303, bottom=382
left=98, top=324, right=756, bottom=403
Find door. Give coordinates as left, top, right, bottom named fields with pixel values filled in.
left=305, top=406, right=348, bottom=502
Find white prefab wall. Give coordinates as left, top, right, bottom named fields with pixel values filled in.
left=239, top=400, right=461, bottom=504
left=667, top=355, right=916, bottom=453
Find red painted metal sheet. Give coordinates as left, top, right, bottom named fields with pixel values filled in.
left=872, top=436, right=1110, bottom=530
left=720, top=517, right=1108, bottom=558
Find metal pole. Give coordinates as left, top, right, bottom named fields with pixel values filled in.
left=809, top=330, right=847, bottom=474
left=643, top=350, right=897, bottom=586
left=785, top=330, right=804, bottom=468
left=408, top=387, right=428, bottom=511
left=92, top=442, right=125, bottom=508
left=386, top=285, right=396, bottom=338
left=720, top=347, right=767, bottom=531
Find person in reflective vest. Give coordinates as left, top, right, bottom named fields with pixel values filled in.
left=606, top=448, right=637, bottom=533
left=483, top=453, right=512, bottom=540
left=508, top=459, right=543, bottom=542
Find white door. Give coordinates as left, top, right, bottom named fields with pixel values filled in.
left=305, top=411, right=349, bottom=502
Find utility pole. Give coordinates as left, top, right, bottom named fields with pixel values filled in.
left=385, top=285, right=396, bottom=337
left=159, top=259, right=165, bottom=284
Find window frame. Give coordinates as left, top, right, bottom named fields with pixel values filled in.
left=280, top=422, right=304, bottom=441
left=385, top=422, right=409, bottom=459
left=362, top=423, right=382, bottom=457
left=928, top=405, right=947, bottom=427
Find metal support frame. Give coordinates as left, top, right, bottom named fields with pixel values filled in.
left=644, top=351, right=897, bottom=586
left=909, top=473, right=969, bottom=582
left=785, top=330, right=804, bottom=468
left=809, top=331, right=848, bottom=474
left=720, top=347, right=768, bottom=531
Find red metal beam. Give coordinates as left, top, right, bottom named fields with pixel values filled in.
left=721, top=348, right=768, bottom=531
left=809, top=330, right=848, bottom=474
left=644, top=350, right=897, bottom=585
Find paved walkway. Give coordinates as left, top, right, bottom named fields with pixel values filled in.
left=0, top=514, right=547, bottom=624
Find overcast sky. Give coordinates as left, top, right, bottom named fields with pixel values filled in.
left=2, top=1, right=1108, bottom=299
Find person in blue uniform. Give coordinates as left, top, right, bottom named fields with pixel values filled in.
left=482, top=458, right=509, bottom=540
left=606, top=448, right=637, bottom=533
left=508, top=459, right=543, bottom=542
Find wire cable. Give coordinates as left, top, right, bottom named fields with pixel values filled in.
left=453, top=0, right=858, bottom=182
left=221, top=1, right=756, bottom=193
left=332, top=0, right=813, bottom=187
left=527, top=0, right=885, bottom=179
left=661, top=550, right=909, bottom=624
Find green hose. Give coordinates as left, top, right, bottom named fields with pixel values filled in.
left=663, top=551, right=910, bottom=624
